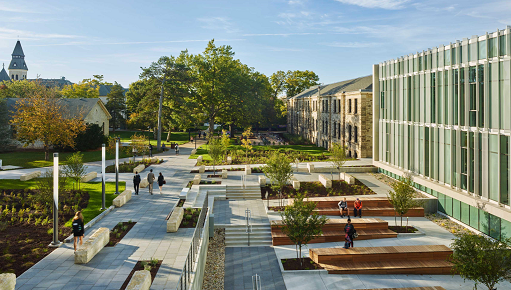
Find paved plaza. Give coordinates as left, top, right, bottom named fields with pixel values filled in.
left=214, top=199, right=269, bottom=225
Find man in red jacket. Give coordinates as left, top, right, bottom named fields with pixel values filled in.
left=354, top=198, right=363, bottom=218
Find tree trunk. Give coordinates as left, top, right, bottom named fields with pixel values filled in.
left=209, top=116, right=215, bottom=138
left=400, top=215, right=403, bottom=227
left=44, top=144, right=49, bottom=161
left=166, top=127, right=172, bottom=142
left=229, top=124, right=233, bottom=138
left=299, top=245, right=302, bottom=269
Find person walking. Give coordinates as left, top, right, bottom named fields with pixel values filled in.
left=72, top=211, right=84, bottom=252
left=175, top=144, right=179, bottom=155
left=344, top=218, right=356, bottom=248
left=162, top=143, right=166, bottom=151
left=354, top=198, right=363, bottom=218
left=133, top=171, right=141, bottom=195
left=149, top=144, right=153, bottom=157
left=147, top=169, right=155, bottom=195
left=157, top=172, right=165, bottom=194
left=338, top=197, right=349, bottom=217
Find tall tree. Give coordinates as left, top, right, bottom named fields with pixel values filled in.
left=0, top=97, right=12, bottom=151
left=60, top=75, right=106, bottom=98
left=10, top=92, right=86, bottom=161
left=269, top=70, right=320, bottom=99
left=105, top=82, right=126, bottom=132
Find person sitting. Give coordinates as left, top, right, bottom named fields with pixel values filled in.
left=338, top=197, right=349, bottom=218
left=344, top=218, right=356, bottom=248
left=354, top=198, right=363, bottom=218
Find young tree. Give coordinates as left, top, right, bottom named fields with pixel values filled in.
left=281, top=193, right=328, bottom=269
left=129, top=133, right=149, bottom=161
left=330, top=143, right=347, bottom=180
left=63, top=152, right=88, bottom=190
left=387, top=173, right=420, bottom=226
left=10, top=93, right=86, bottom=161
left=36, top=168, right=68, bottom=212
left=208, top=137, right=224, bottom=175
left=105, top=83, right=126, bottom=132
left=241, top=127, right=253, bottom=163
left=221, top=129, right=230, bottom=161
left=263, top=152, right=293, bottom=207
left=451, top=233, right=511, bottom=290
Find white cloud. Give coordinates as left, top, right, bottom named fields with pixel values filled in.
left=0, top=27, right=81, bottom=41
left=242, top=32, right=323, bottom=37
left=197, top=17, right=239, bottom=33
left=288, top=0, right=306, bottom=5
left=324, top=41, right=380, bottom=48
left=334, top=0, right=409, bottom=10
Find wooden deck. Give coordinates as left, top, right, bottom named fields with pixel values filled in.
left=271, top=218, right=397, bottom=246
left=348, top=287, right=446, bottom=290
left=310, top=245, right=454, bottom=275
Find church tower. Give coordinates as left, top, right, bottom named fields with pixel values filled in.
left=8, top=40, right=28, bottom=81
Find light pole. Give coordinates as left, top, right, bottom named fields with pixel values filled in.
left=49, top=153, right=60, bottom=247
left=157, top=78, right=165, bottom=151
left=115, top=138, right=120, bottom=195
left=101, top=144, right=106, bottom=210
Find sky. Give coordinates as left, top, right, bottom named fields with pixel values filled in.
left=0, top=0, right=509, bottom=88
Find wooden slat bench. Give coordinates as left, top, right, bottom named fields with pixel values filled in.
left=271, top=218, right=397, bottom=246
left=348, top=287, right=446, bottom=290
left=310, top=245, right=453, bottom=275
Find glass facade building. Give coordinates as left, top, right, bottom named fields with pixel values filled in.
left=373, top=27, right=511, bottom=240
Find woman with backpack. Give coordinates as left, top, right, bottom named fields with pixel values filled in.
left=157, top=172, right=165, bottom=194
left=72, top=211, right=84, bottom=251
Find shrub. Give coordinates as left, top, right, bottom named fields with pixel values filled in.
left=56, top=123, right=106, bottom=151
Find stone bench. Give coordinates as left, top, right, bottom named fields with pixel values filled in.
left=167, top=207, right=184, bottom=232
left=191, top=149, right=197, bottom=155
left=341, top=172, right=355, bottom=185
left=149, top=157, right=158, bottom=163
left=319, top=174, right=332, bottom=189
left=245, top=165, right=251, bottom=175
left=259, top=176, right=266, bottom=186
left=197, top=156, right=203, bottom=163
left=222, top=169, right=227, bottom=179
left=126, top=270, right=151, bottom=290
left=199, top=165, right=205, bottom=173
left=0, top=273, right=16, bottom=290
left=140, top=178, right=149, bottom=188
left=133, top=164, right=145, bottom=174
left=227, top=156, right=232, bottom=164
left=193, top=174, right=201, bottom=185
left=20, top=170, right=41, bottom=181
left=291, top=177, right=300, bottom=190
left=113, top=189, right=132, bottom=208
left=307, top=163, right=315, bottom=173
left=81, top=172, right=97, bottom=183
left=180, top=187, right=190, bottom=199
left=74, top=227, right=109, bottom=264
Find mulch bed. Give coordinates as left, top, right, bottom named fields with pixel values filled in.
left=262, top=180, right=375, bottom=200
left=207, top=175, right=222, bottom=178
left=176, top=199, right=185, bottom=207
left=388, top=226, right=418, bottom=233
left=119, top=260, right=162, bottom=290
left=190, top=167, right=264, bottom=173
left=281, top=257, right=324, bottom=270
left=106, top=221, right=136, bottom=247
left=200, top=180, right=221, bottom=185
left=0, top=189, right=89, bottom=276
left=180, top=208, right=202, bottom=228
left=268, top=206, right=285, bottom=212
left=106, top=159, right=163, bottom=173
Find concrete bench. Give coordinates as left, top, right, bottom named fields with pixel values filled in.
left=197, top=156, right=203, bottom=163
left=81, top=172, right=97, bottom=183
left=245, top=165, right=251, bottom=175
left=180, top=187, right=190, bottom=199
left=167, top=207, right=184, bottom=232
left=191, top=149, right=197, bottom=155
left=140, top=178, right=149, bottom=188
left=341, top=172, right=355, bottom=185
left=20, top=170, right=41, bottom=181
left=199, top=165, right=205, bottom=173
left=319, top=174, right=332, bottom=189
left=74, top=227, right=110, bottom=264
left=307, top=163, right=315, bottom=173
left=193, top=174, right=201, bottom=185
left=113, top=189, right=132, bottom=208
left=133, top=164, right=145, bottom=174
left=150, top=156, right=158, bottom=163
left=259, top=176, right=266, bottom=186
left=291, top=177, right=300, bottom=190
left=222, top=169, right=227, bottom=179
left=126, top=270, right=151, bottom=290
left=0, top=273, right=16, bottom=290
left=227, top=156, right=232, bottom=164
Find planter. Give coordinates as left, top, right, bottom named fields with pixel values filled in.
left=106, top=221, right=136, bottom=247
left=120, top=260, right=162, bottom=290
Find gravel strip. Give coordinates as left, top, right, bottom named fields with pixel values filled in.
left=369, top=172, right=428, bottom=198
left=426, top=213, right=472, bottom=235
left=202, top=228, right=225, bottom=290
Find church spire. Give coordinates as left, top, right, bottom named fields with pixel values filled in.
left=8, top=40, right=28, bottom=80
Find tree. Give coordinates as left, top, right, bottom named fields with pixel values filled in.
left=451, top=232, right=511, bottom=290
left=269, top=70, right=320, bottom=99
left=330, top=143, right=347, bottom=180
left=280, top=193, right=328, bottom=269
left=105, top=83, right=126, bottom=132
left=221, top=129, right=230, bottom=161
left=10, top=93, right=86, bottom=161
left=0, top=79, right=49, bottom=99
left=0, top=97, right=12, bottom=152
left=387, top=173, right=420, bottom=226
left=36, top=168, right=68, bottom=213
left=63, top=152, right=88, bottom=190
left=129, top=133, right=148, bottom=161
left=60, top=75, right=105, bottom=99
left=263, top=152, right=293, bottom=207
left=208, top=137, right=224, bottom=175
left=241, top=127, right=253, bottom=163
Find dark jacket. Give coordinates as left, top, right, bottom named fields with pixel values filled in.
left=158, top=175, right=165, bottom=186
left=72, top=219, right=84, bottom=236
left=344, top=223, right=356, bottom=237
left=133, top=174, right=141, bottom=185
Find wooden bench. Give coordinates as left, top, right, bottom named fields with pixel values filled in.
left=271, top=218, right=397, bottom=246
left=126, top=270, right=151, bottom=290
left=113, top=189, right=132, bottom=207
left=348, top=287, right=446, bottom=290
left=74, top=227, right=110, bottom=264
left=310, top=245, right=453, bottom=275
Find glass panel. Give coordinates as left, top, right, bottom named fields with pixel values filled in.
left=489, top=214, right=501, bottom=240
left=445, top=49, right=451, bottom=66
left=501, top=218, right=511, bottom=240
left=490, top=62, right=499, bottom=129
left=500, top=61, right=511, bottom=130
left=478, top=65, right=485, bottom=127
left=479, top=40, right=487, bottom=60
left=445, top=195, right=453, bottom=216
left=500, top=35, right=506, bottom=57
left=438, top=193, right=446, bottom=214
left=453, top=69, right=459, bottom=125
left=460, top=67, right=465, bottom=126
left=460, top=202, right=470, bottom=225
left=452, top=199, right=461, bottom=220
left=469, top=42, right=477, bottom=61
left=469, top=205, right=479, bottom=229
left=501, top=135, right=509, bottom=205
left=479, top=210, right=490, bottom=235
left=489, top=37, right=497, bottom=58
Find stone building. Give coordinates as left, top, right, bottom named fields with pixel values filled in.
left=287, top=75, right=373, bottom=158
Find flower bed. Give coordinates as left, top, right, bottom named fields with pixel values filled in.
left=179, top=208, right=202, bottom=228
left=190, top=166, right=263, bottom=173
left=105, top=158, right=163, bottom=173
left=262, top=180, right=375, bottom=200
left=119, top=259, right=162, bottom=290
left=426, top=213, right=472, bottom=235
left=106, top=221, right=136, bottom=247
left=281, top=258, right=323, bottom=270
left=0, top=188, right=89, bottom=276
left=207, top=175, right=222, bottom=178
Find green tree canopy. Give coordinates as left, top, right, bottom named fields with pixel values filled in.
left=387, top=173, right=421, bottom=226
left=60, top=75, right=107, bottom=98
left=105, top=82, right=126, bottom=133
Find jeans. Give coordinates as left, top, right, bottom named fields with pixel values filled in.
left=354, top=208, right=362, bottom=217
left=148, top=183, right=153, bottom=194
left=134, top=183, right=139, bottom=195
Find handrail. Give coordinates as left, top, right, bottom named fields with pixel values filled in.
left=176, top=193, right=209, bottom=290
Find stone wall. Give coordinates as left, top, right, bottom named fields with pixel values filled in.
left=84, top=102, right=110, bottom=136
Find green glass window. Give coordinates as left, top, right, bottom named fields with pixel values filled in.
left=453, top=47, right=457, bottom=65
left=490, top=62, right=499, bottom=129
left=445, top=49, right=451, bottom=66
left=479, top=210, right=490, bottom=235
left=438, top=193, right=446, bottom=214
left=478, top=65, right=485, bottom=128
left=489, top=214, right=501, bottom=240
left=445, top=130, right=451, bottom=185
left=438, top=49, right=444, bottom=67
left=500, top=61, right=510, bottom=130
left=438, top=71, right=443, bottom=124
left=479, top=40, right=487, bottom=60
left=501, top=218, right=511, bottom=240
left=460, top=67, right=465, bottom=126
left=489, top=134, right=499, bottom=202
left=469, top=205, right=479, bottom=229
left=458, top=46, right=463, bottom=64
left=445, top=196, right=453, bottom=216
left=469, top=66, right=477, bottom=127
left=489, top=37, right=498, bottom=58
left=500, top=35, right=506, bottom=57
left=452, top=199, right=461, bottom=220
left=453, top=69, right=459, bottom=125
left=419, top=56, right=423, bottom=71
left=469, top=42, right=477, bottom=61
left=460, top=202, right=470, bottom=225
left=501, top=135, right=509, bottom=205
left=432, top=51, right=437, bottom=69
left=431, top=73, right=436, bottom=123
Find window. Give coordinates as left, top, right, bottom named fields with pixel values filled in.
left=469, top=42, right=477, bottom=62
left=500, top=35, right=506, bottom=57
left=479, top=40, right=487, bottom=60
left=354, top=126, right=358, bottom=143
left=348, top=125, right=352, bottom=142
left=469, top=66, right=477, bottom=127
left=354, top=99, right=358, bottom=114
left=489, top=37, right=498, bottom=58
left=478, top=65, right=484, bottom=127
left=15, top=75, right=18, bottom=80
left=13, top=63, right=16, bottom=67
left=445, top=49, right=451, bottom=66
left=348, top=99, right=352, bottom=113
left=501, top=135, right=509, bottom=205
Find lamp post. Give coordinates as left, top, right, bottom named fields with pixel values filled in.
left=49, top=153, right=60, bottom=247
left=115, top=138, right=120, bottom=195
left=101, top=144, right=106, bottom=210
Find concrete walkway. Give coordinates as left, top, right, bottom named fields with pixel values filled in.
left=214, top=199, right=269, bottom=226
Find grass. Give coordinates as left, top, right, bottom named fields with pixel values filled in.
left=0, top=179, right=125, bottom=227
left=110, top=130, right=193, bottom=146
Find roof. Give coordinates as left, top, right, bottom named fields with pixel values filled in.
left=99, top=84, right=128, bottom=96
left=291, top=75, right=373, bottom=100
left=0, top=65, right=11, bottom=82
left=5, top=98, right=111, bottom=120
left=28, top=77, right=73, bottom=88
left=9, top=41, right=28, bottom=71
left=12, top=41, right=25, bottom=57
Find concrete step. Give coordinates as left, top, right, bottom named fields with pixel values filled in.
left=225, top=241, right=273, bottom=247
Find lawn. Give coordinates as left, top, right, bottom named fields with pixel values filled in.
left=0, top=179, right=124, bottom=226
left=110, top=130, right=193, bottom=146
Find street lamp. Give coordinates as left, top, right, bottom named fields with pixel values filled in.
left=101, top=144, right=106, bottom=210
left=115, top=138, right=120, bottom=195
left=49, top=152, right=60, bottom=247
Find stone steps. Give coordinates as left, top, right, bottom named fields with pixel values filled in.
left=225, top=224, right=272, bottom=247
